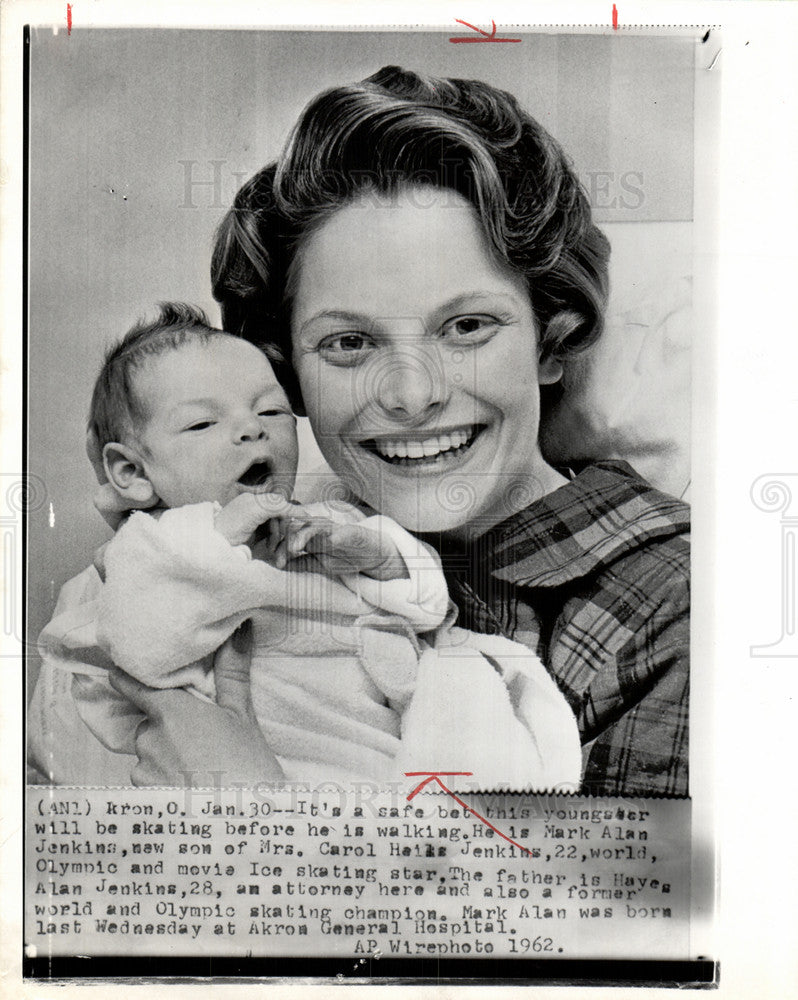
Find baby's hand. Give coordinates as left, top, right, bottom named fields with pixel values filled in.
left=274, top=510, right=409, bottom=580
left=214, top=492, right=295, bottom=547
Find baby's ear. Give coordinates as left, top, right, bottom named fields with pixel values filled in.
left=102, top=442, right=157, bottom=505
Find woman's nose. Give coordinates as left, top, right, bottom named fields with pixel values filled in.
left=234, top=414, right=266, bottom=443
left=371, top=345, right=449, bottom=421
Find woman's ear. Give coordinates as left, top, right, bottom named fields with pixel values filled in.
left=538, top=353, right=564, bottom=386
left=102, top=442, right=158, bottom=504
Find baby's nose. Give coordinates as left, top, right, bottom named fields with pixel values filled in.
left=235, top=415, right=265, bottom=442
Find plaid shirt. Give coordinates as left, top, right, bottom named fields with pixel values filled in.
left=428, top=461, right=690, bottom=797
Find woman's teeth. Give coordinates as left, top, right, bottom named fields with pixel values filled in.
left=372, top=427, right=474, bottom=462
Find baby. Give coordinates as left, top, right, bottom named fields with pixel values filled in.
left=35, top=304, right=581, bottom=789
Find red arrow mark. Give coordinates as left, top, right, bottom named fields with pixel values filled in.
left=450, top=19, right=521, bottom=43
left=405, top=771, right=533, bottom=856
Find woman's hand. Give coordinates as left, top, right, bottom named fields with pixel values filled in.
left=108, top=621, right=284, bottom=787
left=274, top=515, right=409, bottom=580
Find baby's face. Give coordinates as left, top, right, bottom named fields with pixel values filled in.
left=134, top=337, right=298, bottom=508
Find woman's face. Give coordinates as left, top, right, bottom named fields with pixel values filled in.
left=291, top=186, right=564, bottom=536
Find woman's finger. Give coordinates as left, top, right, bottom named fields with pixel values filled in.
left=134, top=714, right=149, bottom=744
left=107, top=666, right=147, bottom=703
left=131, top=723, right=169, bottom=786
left=130, top=762, right=146, bottom=787
left=108, top=667, right=183, bottom=721
left=214, top=621, right=255, bottom=715
left=131, top=759, right=161, bottom=787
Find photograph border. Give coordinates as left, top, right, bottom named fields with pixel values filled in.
left=3, top=2, right=798, bottom=997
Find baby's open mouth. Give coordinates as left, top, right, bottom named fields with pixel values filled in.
left=361, top=425, right=485, bottom=466
left=238, top=460, right=273, bottom=487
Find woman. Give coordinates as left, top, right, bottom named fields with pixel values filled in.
left=92, top=67, right=690, bottom=795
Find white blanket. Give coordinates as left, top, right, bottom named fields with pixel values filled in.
left=33, top=503, right=581, bottom=790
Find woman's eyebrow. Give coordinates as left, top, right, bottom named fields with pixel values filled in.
left=301, top=293, right=516, bottom=329
left=437, top=291, right=519, bottom=314
left=421, top=290, right=522, bottom=330
left=298, top=309, right=372, bottom=332
left=296, top=292, right=521, bottom=342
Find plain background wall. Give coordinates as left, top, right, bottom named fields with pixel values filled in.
left=27, top=29, right=695, bottom=666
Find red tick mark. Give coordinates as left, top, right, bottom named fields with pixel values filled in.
left=449, top=19, right=521, bottom=44
left=405, top=771, right=533, bottom=856
left=67, top=3, right=72, bottom=34
left=612, top=4, right=618, bottom=29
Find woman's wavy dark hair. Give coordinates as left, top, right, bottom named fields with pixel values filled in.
left=212, top=65, right=610, bottom=414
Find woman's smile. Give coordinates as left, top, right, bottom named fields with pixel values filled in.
left=360, top=424, right=485, bottom=466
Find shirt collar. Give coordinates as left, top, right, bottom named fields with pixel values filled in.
left=438, top=461, right=690, bottom=589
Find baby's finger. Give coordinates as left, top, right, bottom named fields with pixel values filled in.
left=281, top=500, right=316, bottom=520
left=253, top=493, right=295, bottom=520
left=273, top=537, right=290, bottom=569
left=265, top=517, right=285, bottom=554
left=286, top=521, right=330, bottom=558
left=217, top=493, right=293, bottom=544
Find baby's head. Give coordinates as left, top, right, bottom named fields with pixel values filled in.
left=90, top=303, right=299, bottom=509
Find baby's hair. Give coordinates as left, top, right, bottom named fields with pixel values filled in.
left=88, top=302, right=281, bottom=448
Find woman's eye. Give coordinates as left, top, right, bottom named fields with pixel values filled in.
left=440, top=315, right=499, bottom=342
left=258, top=409, right=284, bottom=417
left=318, top=332, right=375, bottom=365
left=185, top=420, right=214, bottom=432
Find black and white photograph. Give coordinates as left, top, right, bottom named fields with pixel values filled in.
left=9, top=3, right=784, bottom=989
left=26, top=26, right=699, bottom=783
